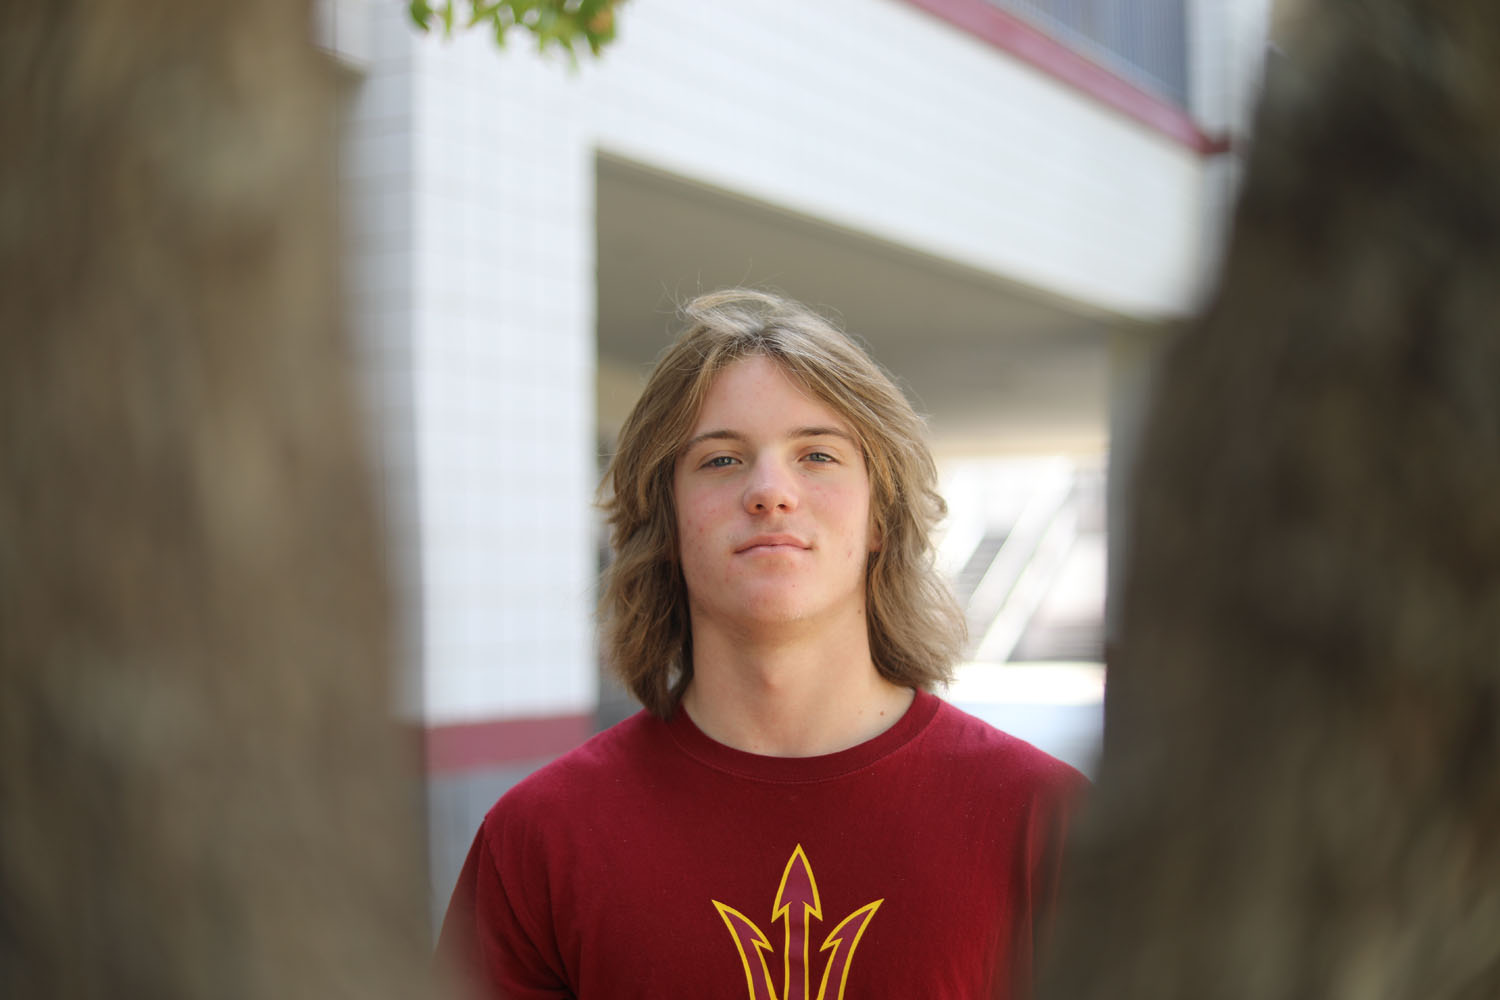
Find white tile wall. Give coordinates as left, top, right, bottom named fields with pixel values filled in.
left=343, top=0, right=1253, bottom=727
left=340, top=4, right=420, bottom=719
left=401, top=21, right=597, bottom=724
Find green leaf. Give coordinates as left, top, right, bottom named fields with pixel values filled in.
left=468, top=1, right=503, bottom=28
left=406, top=0, right=623, bottom=59
left=407, top=0, right=433, bottom=32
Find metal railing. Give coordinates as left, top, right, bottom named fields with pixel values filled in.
left=990, top=0, right=1189, bottom=107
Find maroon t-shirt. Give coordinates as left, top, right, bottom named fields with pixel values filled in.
left=438, top=692, right=1086, bottom=999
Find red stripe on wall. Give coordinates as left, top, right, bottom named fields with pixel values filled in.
left=425, top=713, right=594, bottom=775
left=901, top=0, right=1232, bottom=155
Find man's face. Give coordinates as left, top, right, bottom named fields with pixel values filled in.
left=673, top=355, right=876, bottom=636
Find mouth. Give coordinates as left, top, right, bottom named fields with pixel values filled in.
left=735, top=534, right=810, bottom=554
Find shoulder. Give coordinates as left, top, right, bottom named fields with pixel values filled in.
left=477, top=710, right=668, bottom=840
left=918, top=697, right=1089, bottom=798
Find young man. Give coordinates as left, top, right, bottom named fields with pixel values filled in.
left=438, top=290, right=1086, bottom=999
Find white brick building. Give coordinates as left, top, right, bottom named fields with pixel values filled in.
left=325, top=0, right=1271, bottom=918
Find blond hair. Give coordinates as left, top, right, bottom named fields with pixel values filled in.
left=600, top=289, right=965, bottom=717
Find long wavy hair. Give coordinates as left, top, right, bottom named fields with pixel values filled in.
left=600, top=289, right=965, bottom=718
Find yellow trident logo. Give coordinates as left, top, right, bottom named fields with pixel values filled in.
left=712, top=845, right=883, bottom=1000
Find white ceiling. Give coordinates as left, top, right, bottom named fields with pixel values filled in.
left=595, top=155, right=1127, bottom=455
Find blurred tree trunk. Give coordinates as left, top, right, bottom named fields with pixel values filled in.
left=1045, top=1, right=1500, bottom=998
left=1, top=3, right=433, bottom=997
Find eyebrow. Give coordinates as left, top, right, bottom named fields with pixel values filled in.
left=682, top=426, right=859, bottom=453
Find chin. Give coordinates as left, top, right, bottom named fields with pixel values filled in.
left=735, top=600, right=811, bottom=625
left=734, top=591, right=858, bottom=629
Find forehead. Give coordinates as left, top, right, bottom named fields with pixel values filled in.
left=687, top=355, right=853, bottom=435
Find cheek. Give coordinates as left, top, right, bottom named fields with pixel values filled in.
left=817, top=486, right=873, bottom=556
left=676, top=492, right=715, bottom=536
left=674, top=491, right=726, bottom=574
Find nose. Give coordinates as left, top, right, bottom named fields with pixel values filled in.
left=742, top=459, right=798, bottom=514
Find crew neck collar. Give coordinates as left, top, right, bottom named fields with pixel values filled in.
left=664, top=689, right=941, bottom=783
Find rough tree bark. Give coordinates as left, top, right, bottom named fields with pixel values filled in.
left=1, top=2, right=433, bottom=997
left=1045, top=1, right=1500, bottom=998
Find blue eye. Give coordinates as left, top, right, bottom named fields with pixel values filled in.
left=705, top=455, right=738, bottom=468
left=805, top=452, right=835, bottom=463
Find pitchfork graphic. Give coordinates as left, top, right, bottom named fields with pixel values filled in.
left=712, top=845, right=883, bottom=1000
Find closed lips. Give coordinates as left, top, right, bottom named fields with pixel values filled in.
left=735, top=535, right=809, bottom=552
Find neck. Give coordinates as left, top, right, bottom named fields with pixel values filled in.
left=681, top=623, right=914, bottom=757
